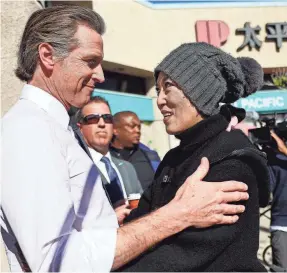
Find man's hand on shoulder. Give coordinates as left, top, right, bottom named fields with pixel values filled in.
left=166, top=157, right=248, bottom=230
left=112, top=157, right=249, bottom=270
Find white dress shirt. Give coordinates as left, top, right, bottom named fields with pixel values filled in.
left=88, top=149, right=128, bottom=200
left=1, top=84, right=118, bottom=272
left=270, top=226, right=287, bottom=232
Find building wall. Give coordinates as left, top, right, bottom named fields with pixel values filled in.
left=1, top=0, right=41, bottom=116
left=92, top=0, right=287, bottom=71
left=92, top=0, right=286, bottom=157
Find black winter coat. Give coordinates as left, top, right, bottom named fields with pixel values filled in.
left=120, top=111, right=270, bottom=272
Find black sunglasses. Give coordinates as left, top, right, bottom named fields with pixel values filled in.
left=80, top=114, right=113, bottom=125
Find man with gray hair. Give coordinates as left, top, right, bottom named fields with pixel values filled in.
left=1, top=5, right=249, bottom=272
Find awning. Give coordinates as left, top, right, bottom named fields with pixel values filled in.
left=92, top=89, right=155, bottom=121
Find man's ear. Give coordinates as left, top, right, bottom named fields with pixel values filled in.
left=38, top=43, right=56, bottom=72
left=77, top=122, right=84, bottom=133
left=113, top=128, right=119, bottom=137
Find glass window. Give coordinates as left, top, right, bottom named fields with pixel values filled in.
left=96, top=71, right=146, bottom=95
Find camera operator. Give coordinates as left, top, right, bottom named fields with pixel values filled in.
left=270, top=130, right=287, bottom=156
left=266, top=127, right=287, bottom=271
left=247, top=118, right=287, bottom=271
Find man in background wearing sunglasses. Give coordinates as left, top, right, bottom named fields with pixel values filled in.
left=77, top=96, right=143, bottom=225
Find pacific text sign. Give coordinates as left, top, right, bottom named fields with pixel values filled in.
left=233, top=91, right=287, bottom=113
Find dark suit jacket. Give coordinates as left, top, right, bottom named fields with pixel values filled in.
left=111, top=156, right=143, bottom=196
left=71, top=125, right=143, bottom=197
left=95, top=156, right=143, bottom=197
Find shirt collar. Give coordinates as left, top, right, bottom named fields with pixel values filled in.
left=20, top=84, right=69, bottom=129
left=89, top=148, right=112, bottom=164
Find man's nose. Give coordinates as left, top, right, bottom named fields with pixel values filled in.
left=98, top=117, right=106, bottom=126
left=92, top=64, right=105, bottom=84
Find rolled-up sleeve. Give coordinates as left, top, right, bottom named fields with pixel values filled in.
left=2, top=116, right=118, bottom=272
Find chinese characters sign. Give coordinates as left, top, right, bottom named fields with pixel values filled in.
left=236, top=22, right=262, bottom=50
left=195, top=20, right=287, bottom=51
left=266, top=23, right=287, bottom=50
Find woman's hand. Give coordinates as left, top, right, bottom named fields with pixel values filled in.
left=115, top=204, right=132, bottom=226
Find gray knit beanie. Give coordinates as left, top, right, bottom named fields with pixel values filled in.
left=154, top=42, right=263, bottom=116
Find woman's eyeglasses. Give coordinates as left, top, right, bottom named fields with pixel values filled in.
left=80, top=114, right=113, bottom=125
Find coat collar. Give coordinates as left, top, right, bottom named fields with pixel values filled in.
left=177, top=112, right=229, bottom=150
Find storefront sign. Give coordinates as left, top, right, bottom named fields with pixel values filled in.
left=195, top=20, right=229, bottom=47
left=236, top=22, right=287, bottom=51
left=195, top=20, right=287, bottom=51
left=233, top=90, right=287, bottom=113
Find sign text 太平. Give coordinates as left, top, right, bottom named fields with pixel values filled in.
left=195, top=20, right=287, bottom=51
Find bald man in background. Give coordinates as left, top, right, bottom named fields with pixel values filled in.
left=110, top=111, right=161, bottom=190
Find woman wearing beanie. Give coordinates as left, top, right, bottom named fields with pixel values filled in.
left=119, top=43, right=270, bottom=272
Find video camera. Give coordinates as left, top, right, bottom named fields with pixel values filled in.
left=248, top=118, right=287, bottom=148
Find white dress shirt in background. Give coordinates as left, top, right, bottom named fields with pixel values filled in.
left=1, top=84, right=118, bottom=272
left=89, top=149, right=128, bottom=200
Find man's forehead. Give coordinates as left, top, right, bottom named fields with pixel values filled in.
left=79, top=42, right=104, bottom=58
left=83, top=102, right=110, bottom=115
left=123, top=114, right=140, bottom=124
left=74, top=25, right=104, bottom=57
left=81, top=49, right=104, bottom=61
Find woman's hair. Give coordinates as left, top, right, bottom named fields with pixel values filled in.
left=15, top=5, right=105, bottom=82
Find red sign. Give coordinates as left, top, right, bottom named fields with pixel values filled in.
left=195, top=20, right=230, bottom=47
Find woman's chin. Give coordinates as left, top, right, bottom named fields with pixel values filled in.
left=166, top=126, right=178, bottom=135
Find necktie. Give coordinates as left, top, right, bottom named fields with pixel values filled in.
left=101, top=156, right=124, bottom=205
left=69, top=120, right=112, bottom=204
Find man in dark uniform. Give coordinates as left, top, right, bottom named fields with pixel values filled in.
left=110, top=111, right=161, bottom=190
